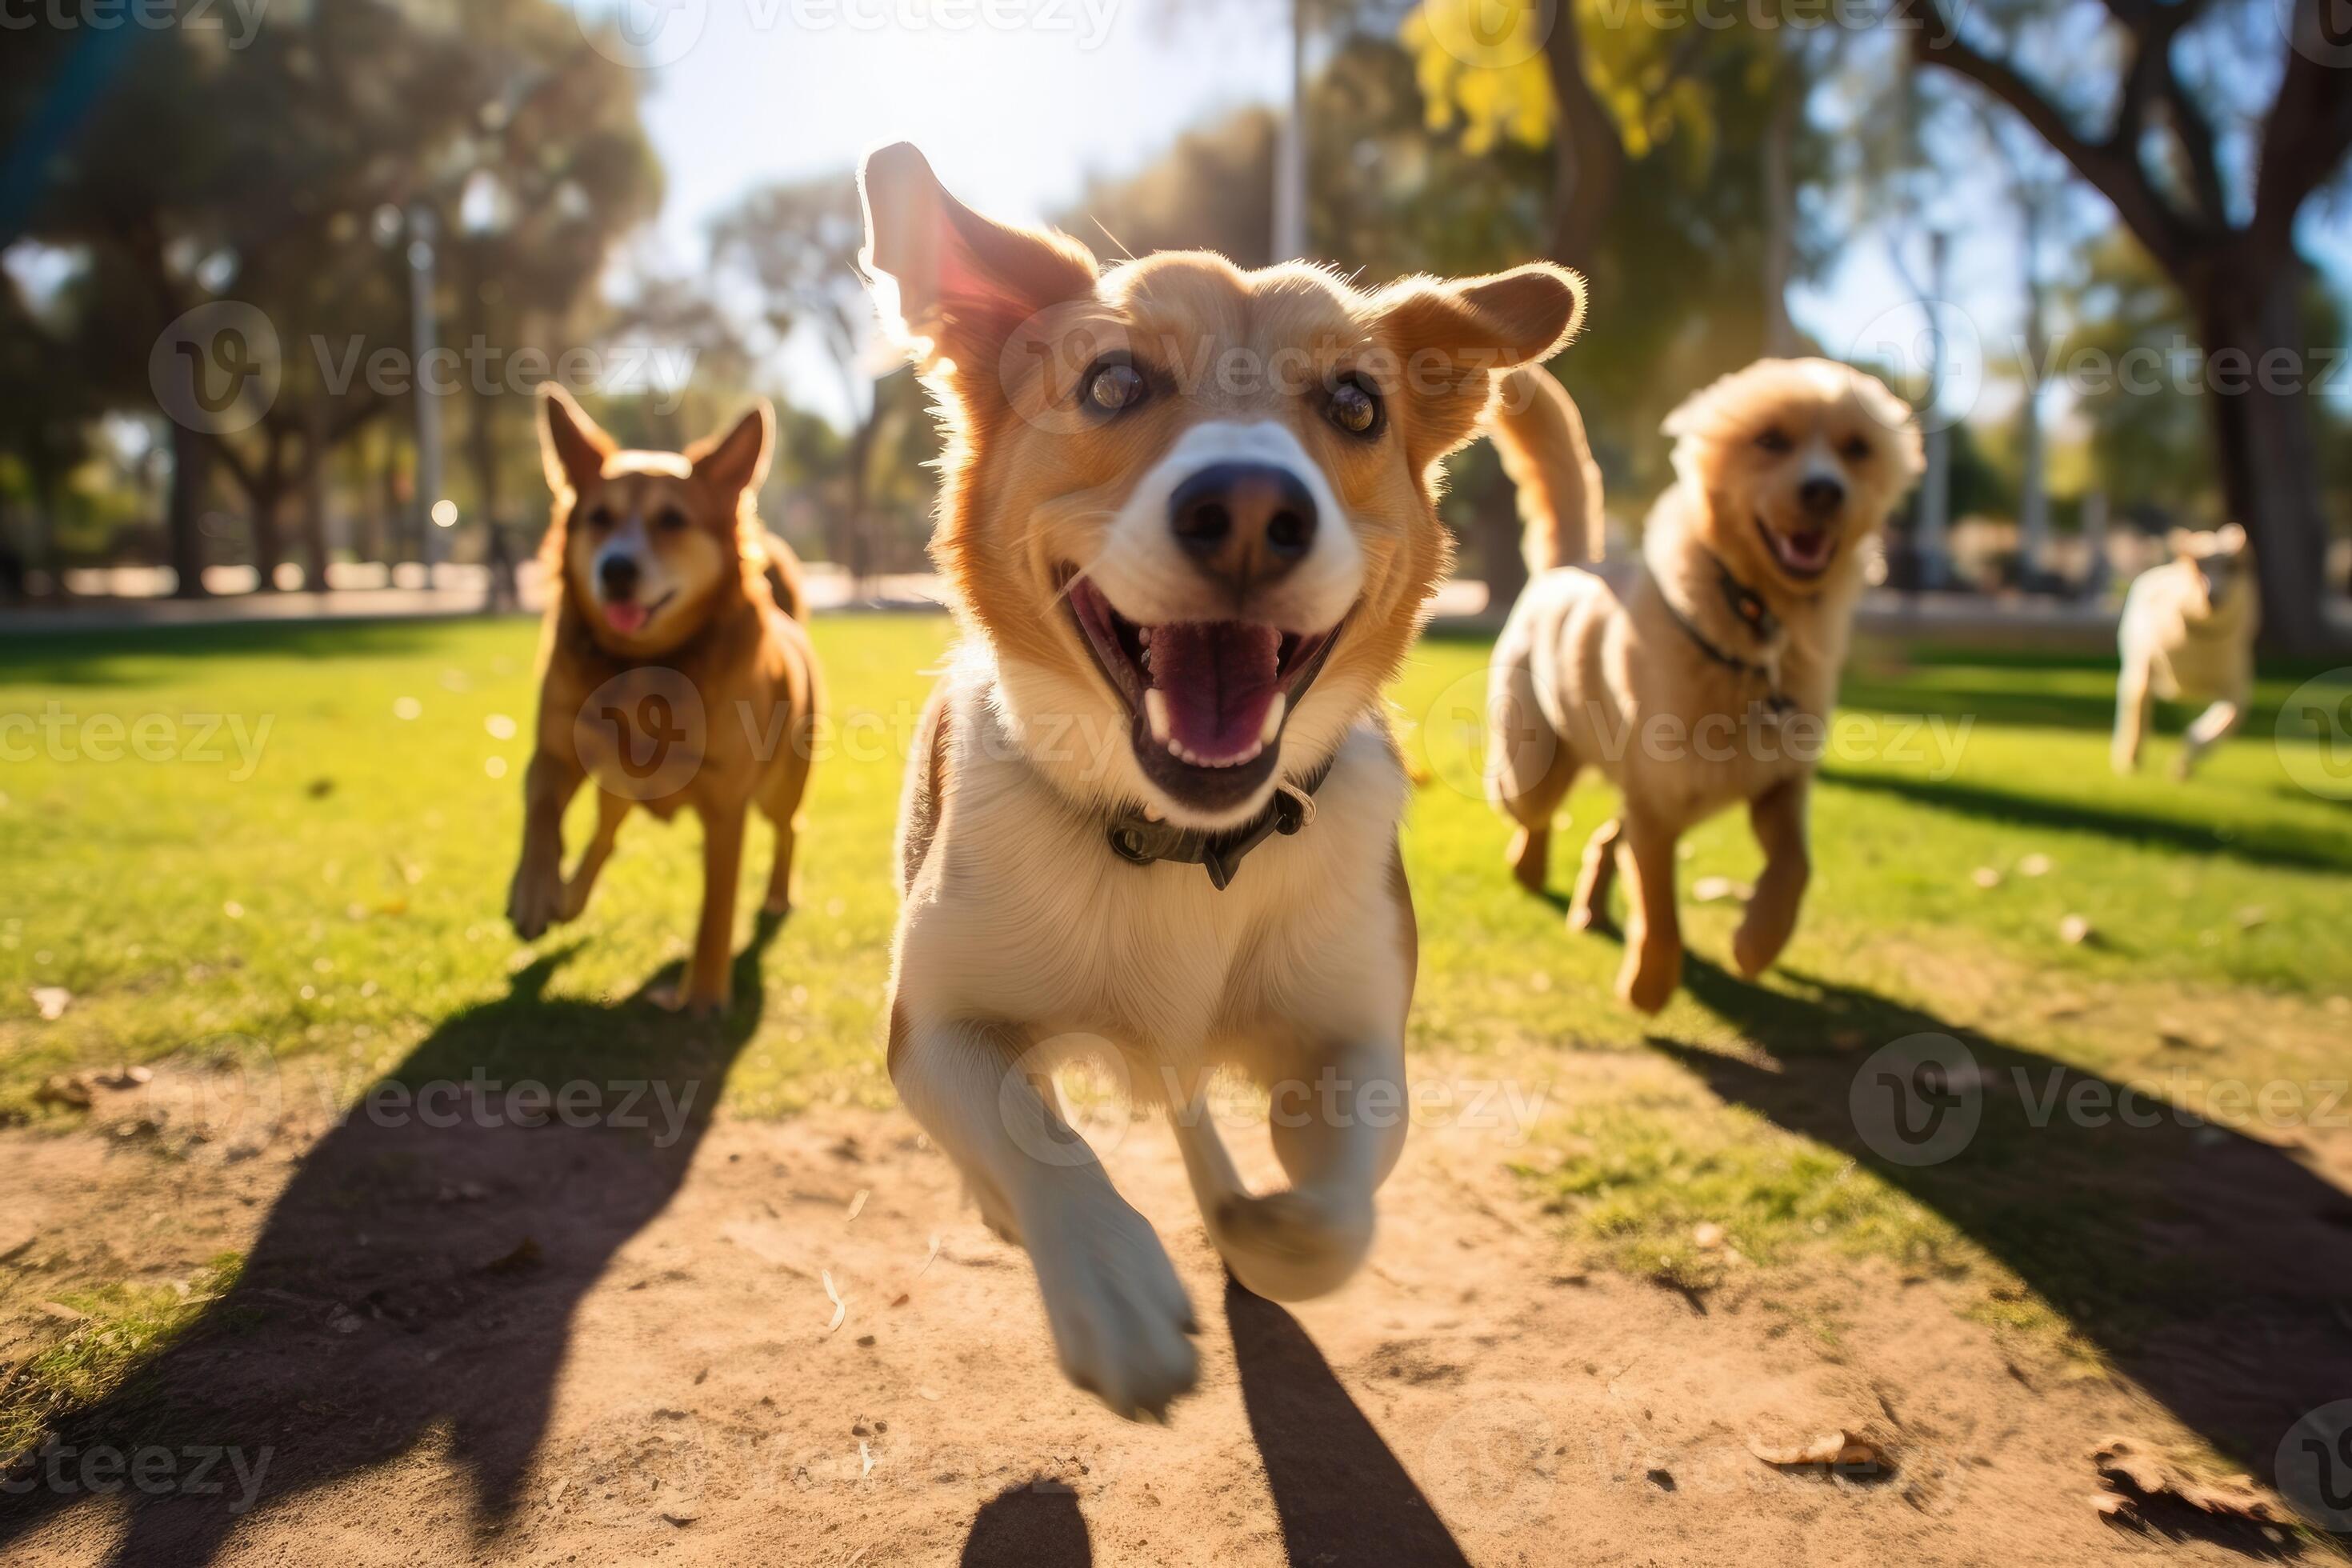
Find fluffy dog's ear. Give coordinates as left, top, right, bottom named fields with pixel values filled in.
left=538, top=383, right=614, bottom=496
left=688, top=399, right=774, bottom=499
left=1373, top=263, right=1586, bottom=466
left=858, top=142, right=1098, bottom=393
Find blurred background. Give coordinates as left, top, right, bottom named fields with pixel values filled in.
left=2, top=0, right=2348, bottom=649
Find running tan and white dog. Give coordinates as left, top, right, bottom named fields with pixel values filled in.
left=2113, top=524, right=2258, bottom=779
left=1486, top=358, right=1922, bottom=1013
left=859, top=142, right=1582, bottom=1417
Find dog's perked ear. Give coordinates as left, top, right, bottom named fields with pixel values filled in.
left=1370, top=263, right=1586, bottom=470
left=857, top=141, right=1099, bottom=398
left=687, top=399, right=775, bottom=500
left=538, top=382, right=615, bottom=497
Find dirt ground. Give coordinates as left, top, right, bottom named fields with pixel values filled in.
left=2, top=1046, right=2328, bottom=1568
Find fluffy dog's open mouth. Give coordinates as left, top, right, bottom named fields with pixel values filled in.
left=1757, top=517, right=1836, bottom=579
left=1065, top=574, right=1342, bottom=814
left=599, top=590, right=675, bottom=637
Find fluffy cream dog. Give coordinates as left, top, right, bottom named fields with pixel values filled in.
left=1486, top=358, right=1922, bottom=1013
left=2113, top=524, right=2258, bottom=779
left=858, top=143, right=1584, bottom=1417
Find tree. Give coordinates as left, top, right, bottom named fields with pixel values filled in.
left=1906, top=0, right=2352, bottom=650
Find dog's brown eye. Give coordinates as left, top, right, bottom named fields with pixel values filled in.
left=1328, top=376, right=1382, bottom=437
left=586, top=506, right=614, bottom=531
left=1084, top=359, right=1147, bottom=415
left=1755, top=429, right=1793, bottom=454
left=656, top=506, right=688, bottom=532
left=1839, top=436, right=1871, bottom=461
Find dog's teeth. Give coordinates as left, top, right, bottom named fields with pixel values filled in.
left=1138, top=626, right=1152, bottom=646
left=1259, top=694, right=1286, bottom=745
left=1144, top=688, right=1171, bottom=745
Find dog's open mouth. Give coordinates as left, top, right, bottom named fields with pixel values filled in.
left=599, top=590, right=674, bottom=637
left=1065, top=574, right=1342, bottom=814
left=1757, top=517, right=1835, bottom=579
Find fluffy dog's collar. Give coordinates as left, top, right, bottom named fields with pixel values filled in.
left=1654, top=551, right=1793, bottom=714
left=1104, top=753, right=1337, bottom=890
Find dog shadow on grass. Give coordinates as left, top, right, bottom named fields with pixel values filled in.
left=0, top=918, right=785, bottom=1567
left=1654, top=954, right=2352, bottom=1534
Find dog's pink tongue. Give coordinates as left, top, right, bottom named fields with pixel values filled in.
left=1148, top=622, right=1282, bottom=762
left=603, top=601, right=649, bottom=635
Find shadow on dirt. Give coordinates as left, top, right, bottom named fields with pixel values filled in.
left=0, top=919, right=783, bottom=1566
left=1657, top=954, right=2352, bottom=1536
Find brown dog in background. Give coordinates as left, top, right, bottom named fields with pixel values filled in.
left=506, top=385, right=820, bottom=1014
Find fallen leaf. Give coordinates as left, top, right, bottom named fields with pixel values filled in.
left=859, top=1439, right=874, bottom=1478
left=1970, top=866, right=2002, bottom=890
left=1749, top=1430, right=1888, bottom=1473
left=890, top=1292, right=910, bottom=1308
left=35, top=1300, right=87, bottom=1322
left=2090, top=1437, right=2286, bottom=1526
left=1693, top=1222, right=1726, bottom=1250
left=34, top=1074, right=92, bottom=1110
left=30, top=986, right=70, bottom=1021
left=2234, top=906, right=2266, bottom=930
left=2059, top=914, right=2094, bottom=946
left=846, top=1188, right=869, bottom=1222
left=1692, top=876, right=1753, bottom=905
left=2018, top=853, right=2054, bottom=878
left=822, top=1269, right=846, bottom=1333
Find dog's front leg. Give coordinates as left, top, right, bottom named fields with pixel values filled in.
left=1615, top=811, right=1684, bottom=1014
left=1732, top=778, right=1810, bottom=978
left=890, top=1013, right=1199, bottom=1419
left=1172, top=1036, right=1406, bottom=1303
left=662, top=794, right=749, bottom=1015
left=508, top=750, right=584, bottom=940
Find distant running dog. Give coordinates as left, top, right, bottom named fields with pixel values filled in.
left=2113, top=524, right=2258, bottom=780
left=859, top=142, right=1584, bottom=1416
left=507, top=386, right=820, bottom=1014
left=1485, top=358, right=1922, bottom=1012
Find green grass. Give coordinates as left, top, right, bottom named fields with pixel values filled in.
left=0, top=1254, right=245, bottom=1459
left=2, top=612, right=2349, bottom=1378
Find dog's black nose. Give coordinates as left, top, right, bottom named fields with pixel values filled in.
left=598, top=554, right=642, bottom=598
left=1798, top=477, right=1846, bottom=518
left=1169, top=462, right=1318, bottom=594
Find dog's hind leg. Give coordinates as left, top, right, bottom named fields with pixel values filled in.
left=889, top=1010, right=1199, bottom=1420
left=2173, top=696, right=2242, bottom=781
left=1567, top=815, right=1621, bottom=932
left=1486, top=657, right=1577, bottom=894
left=1731, top=778, right=1810, bottom=978
left=757, top=749, right=812, bottom=916
left=2112, top=659, right=2152, bottom=774
left=1172, top=1034, right=1406, bottom=1304
left=558, top=790, right=631, bottom=922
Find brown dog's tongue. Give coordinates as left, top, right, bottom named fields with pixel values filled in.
left=604, top=602, right=649, bottom=635
left=1147, top=622, right=1282, bottom=763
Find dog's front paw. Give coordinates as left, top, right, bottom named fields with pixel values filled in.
left=506, top=860, right=563, bottom=940
left=1212, top=1188, right=1374, bottom=1303
left=1616, top=942, right=1680, bottom=1014
left=647, top=979, right=728, bottom=1018
left=1027, top=1194, right=1199, bottom=1421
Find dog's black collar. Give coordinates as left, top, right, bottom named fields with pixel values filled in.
left=1106, top=753, right=1337, bottom=891
left=1654, top=552, right=1794, bottom=714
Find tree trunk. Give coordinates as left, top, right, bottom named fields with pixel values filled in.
left=167, top=420, right=210, bottom=598
left=300, top=402, right=332, bottom=592
left=1760, top=54, right=1800, bottom=358
left=2194, top=263, right=2332, bottom=654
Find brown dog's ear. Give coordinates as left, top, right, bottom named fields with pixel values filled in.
left=688, top=399, right=774, bottom=499
left=538, top=383, right=614, bottom=496
left=858, top=141, right=1098, bottom=393
left=1374, top=263, right=1586, bottom=467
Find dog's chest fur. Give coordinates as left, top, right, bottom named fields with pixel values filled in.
left=893, top=662, right=1413, bottom=1082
